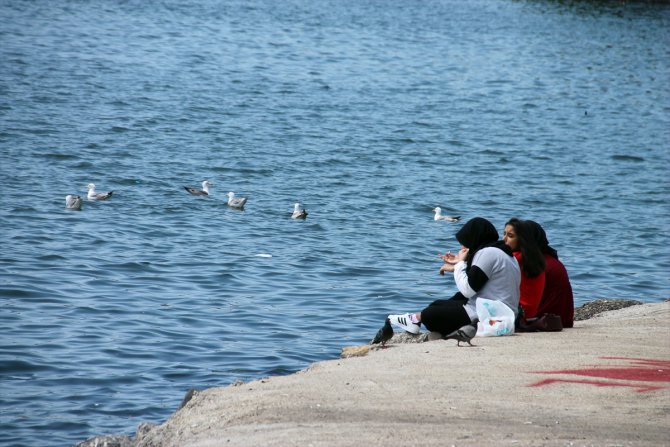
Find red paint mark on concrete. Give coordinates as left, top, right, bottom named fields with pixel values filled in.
left=529, top=378, right=664, bottom=393
left=539, top=366, right=670, bottom=382
left=528, top=357, right=670, bottom=393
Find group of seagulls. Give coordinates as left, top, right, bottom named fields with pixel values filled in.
left=65, top=180, right=308, bottom=219
left=65, top=181, right=459, bottom=226
left=64, top=183, right=113, bottom=210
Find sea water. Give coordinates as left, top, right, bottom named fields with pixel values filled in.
left=1, top=1, right=669, bottom=445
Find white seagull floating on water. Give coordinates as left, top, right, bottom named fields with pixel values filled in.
left=184, top=180, right=211, bottom=196
left=291, top=202, right=308, bottom=219
left=433, top=207, right=460, bottom=222
left=65, top=195, right=83, bottom=210
left=87, top=183, right=113, bottom=201
left=226, top=192, right=248, bottom=209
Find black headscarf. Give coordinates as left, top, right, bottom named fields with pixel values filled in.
left=526, top=220, right=558, bottom=259
left=456, top=217, right=512, bottom=270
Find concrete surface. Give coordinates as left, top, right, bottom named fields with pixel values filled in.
left=118, top=301, right=670, bottom=447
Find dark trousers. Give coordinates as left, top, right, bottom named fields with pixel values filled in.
left=420, top=294, right=472, bottom=336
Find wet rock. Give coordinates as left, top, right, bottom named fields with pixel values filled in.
left=574, top=299, right=643, bottom=321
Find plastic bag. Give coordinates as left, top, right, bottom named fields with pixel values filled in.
left=476, top=298, right=515, bottom=337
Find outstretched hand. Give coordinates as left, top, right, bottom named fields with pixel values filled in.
left=439, top=248, right=468, bottom=263
left=439, top=252, right=457, bottom=263
left=438, top=248, right=469, bottom=275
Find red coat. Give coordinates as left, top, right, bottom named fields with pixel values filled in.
left=513, top=251, right=545, bottom=319
left=536, top=254, right=574, bottom=328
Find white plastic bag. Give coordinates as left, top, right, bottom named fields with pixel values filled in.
left=476, top=298, right=515, bottom=337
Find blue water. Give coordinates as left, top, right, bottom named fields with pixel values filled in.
left=1, top=0, right=669, bottom=445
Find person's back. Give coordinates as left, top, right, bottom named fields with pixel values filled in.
left=461, top=246, right=521, bottom=322
left=537, top=254, right=574, bottom=328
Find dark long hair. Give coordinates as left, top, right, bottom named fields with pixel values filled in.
left=505, top=218, right=545, bottom=277
left=526, top=220, right=559, bottom=259
left=456, top=217, right=512, bottom=270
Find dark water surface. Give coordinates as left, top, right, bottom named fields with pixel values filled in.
left=1, top=1, right=669, bottom=445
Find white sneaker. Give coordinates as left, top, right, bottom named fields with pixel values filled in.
left=388, top=313, right=421, bottom=334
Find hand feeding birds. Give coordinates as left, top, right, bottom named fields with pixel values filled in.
left=433, top=207, right=460, bottom=222
left=443, top=323, right=476, bottom=346
left=291, top=202, right=308, bottom=219
left=226, top=191, right=248, bottom=209
left=86, top=183, right=113, bottom=201
left=371, top=318, right=394, bottom=348
left=65, top=195, right=83, bottom=210
left=184, top=180, right=211, bottom=196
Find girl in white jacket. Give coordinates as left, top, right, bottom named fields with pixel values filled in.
left=388, top=217, right=520, bottom=337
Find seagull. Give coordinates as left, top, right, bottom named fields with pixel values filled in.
left=291, top=202, right=308, bottom=219
left=443, top=323, right=476, bottom=346
left=226, top=191, right=247, bottom=209
left=65, top=195, right=83, bottom=210
left=371, top=318, right=394, bottom=348
left=433, top=207, right=460, bottom=222
left=87, top=183, right=113, bottom=201
left=184, top=180, right=211, bottom=196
